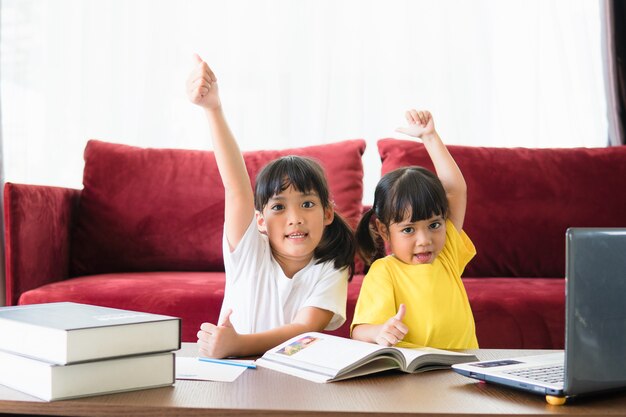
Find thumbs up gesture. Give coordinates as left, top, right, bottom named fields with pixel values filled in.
left=375, top=304, right=409, bottom=347
left=197, top=308, right=240, bottom=358
left=186, top=53, right=221, bottom=110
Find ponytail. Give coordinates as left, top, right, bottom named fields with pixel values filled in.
left=355, top=208, right=385, bottom=266
left=314, top=211, right=355, bottom=281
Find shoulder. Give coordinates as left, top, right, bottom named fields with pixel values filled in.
left=303, top=259, right=349, bottom=284
left=225, top=219, right=268, bottom=256
left=298, top=261, right=348, bottom=300
left=223, top=219, right=271, bottom=283
left=444, top=219, right=475, bottom=253
left=364, top=256, right=397, bottom=281
left=439, top=219, right=476, bottom=271
left=368, top=256, right=390, bottom=272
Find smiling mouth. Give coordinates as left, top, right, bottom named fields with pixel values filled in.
left=286, top=232, right=308, bottom=239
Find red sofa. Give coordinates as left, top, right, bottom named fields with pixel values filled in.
left=5, top=139, right=626, bottom=348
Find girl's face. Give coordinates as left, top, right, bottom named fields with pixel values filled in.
left=256, top=185, right=334, bottom=274
left=376, top=214, right=446, bottom=265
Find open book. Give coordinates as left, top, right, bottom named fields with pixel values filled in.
left=256, top=332, right=478, bottom=383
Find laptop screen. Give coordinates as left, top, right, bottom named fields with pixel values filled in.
left=565, top=228, right=626, bottom=396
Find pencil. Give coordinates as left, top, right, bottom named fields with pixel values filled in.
left=197, top=357, right=257, bottom=369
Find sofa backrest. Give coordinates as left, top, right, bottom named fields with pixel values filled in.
left=378, top=139, right=626, bottom=278
left=70, top=139, right=365, bottom=276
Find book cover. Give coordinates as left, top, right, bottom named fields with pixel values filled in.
left=256, top=332, right=478, bottom=383
left=0, top=349, right=175, bottom=401
left=0, top=302, right=181, bottom=364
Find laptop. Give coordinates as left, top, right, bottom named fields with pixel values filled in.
left=453, top=228, right=626, bottom=402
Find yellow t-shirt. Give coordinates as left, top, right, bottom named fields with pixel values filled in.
left=351, top=219, right=478, bottom=349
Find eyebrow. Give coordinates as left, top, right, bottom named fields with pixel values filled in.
left=397, top=215, right=444, bottom=226
left=269, top=191, right=319, bottom=201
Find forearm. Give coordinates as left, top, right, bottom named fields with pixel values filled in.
left=422, top=132, right=467, bottom=229
left=351, top=323, right=383, bottom=343
left=233, top=322, right=323, bottom=357
left=205, top=107, right=253, bottom=199
left=421, top=132, right=466, bottom=198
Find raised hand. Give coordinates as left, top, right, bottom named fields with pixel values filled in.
left=186, top=53, right=221, bottom=110
left=197, top=309, right=241, bottom=358
left=395, top=109, right=436, bottom=139
left=375, top=304, right=409, bottom=347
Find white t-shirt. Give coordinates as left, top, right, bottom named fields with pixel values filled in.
left=219, top=219, right=348, bottom=333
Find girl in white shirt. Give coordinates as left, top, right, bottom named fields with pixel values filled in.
left=187, top=55, right=355, bottom=358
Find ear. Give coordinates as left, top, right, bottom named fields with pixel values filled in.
left=256, top=210, right=267, bottom=235
left=375, top=219, right=390, bottom=243
left=323, top=205, right=334, bottom=226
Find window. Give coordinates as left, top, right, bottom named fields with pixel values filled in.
left=1, top=0, right=606, bottom=202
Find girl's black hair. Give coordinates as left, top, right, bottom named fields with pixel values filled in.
left=356, top=166, right=448, bottom=266
left=254, top=155, right=355, bottom=279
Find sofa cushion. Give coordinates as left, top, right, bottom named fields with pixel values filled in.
left=18, top=272, right=225, bottom=342
left=378, top=139, right=626, bottom=278
left=71, top=139, right=365, bottom=276
left=463, top=278, right=565, bottom=348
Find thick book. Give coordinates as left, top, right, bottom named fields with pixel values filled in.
left=0, top=349, right=174, bottom=401
left=0, top=302, right=181, bottom=364
left=256, top=332, right=478, bottom=383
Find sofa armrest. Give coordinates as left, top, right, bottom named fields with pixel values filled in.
left=4, top=182, right=81, bottom=305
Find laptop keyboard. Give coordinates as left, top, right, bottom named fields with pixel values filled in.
left=504, top=365, right=564, bottom=385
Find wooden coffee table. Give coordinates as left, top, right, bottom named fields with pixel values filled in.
left=0, top=344, right=625, bottom=416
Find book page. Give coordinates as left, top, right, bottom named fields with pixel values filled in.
left=394, top=345, right=478, bottom=372
left=264, top=333, right=390, bottom=375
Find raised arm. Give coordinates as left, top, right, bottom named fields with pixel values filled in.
left=187, top=54, right=254, bottom=250
left=396, top=110, right=467, bottom=231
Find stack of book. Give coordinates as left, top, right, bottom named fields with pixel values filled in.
left=0, top=302, right=181, bottom=401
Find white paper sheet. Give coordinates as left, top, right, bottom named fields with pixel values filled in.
left=175, top=357, right=253, bottom=382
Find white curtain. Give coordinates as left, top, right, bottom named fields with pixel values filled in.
left=1, top=0, right=606, bottom=203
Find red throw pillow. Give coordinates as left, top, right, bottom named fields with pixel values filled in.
left=378, top=138, right=626, bottom=278
left=70, top=139, right=365, bottom=276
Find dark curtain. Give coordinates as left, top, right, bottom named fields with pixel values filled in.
left=603, top=0, right=626, bottom=146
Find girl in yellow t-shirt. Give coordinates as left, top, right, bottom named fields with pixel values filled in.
left=351, top=109, right=478, bottom=349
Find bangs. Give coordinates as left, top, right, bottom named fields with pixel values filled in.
left=390, top=185, right=446, bottom=224
left=254, top=156, right=329, bottom=211
left=381, top=167, right=448, bottom=225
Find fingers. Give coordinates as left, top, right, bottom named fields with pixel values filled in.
left=197, top=311, right=233, bottom=342
left=376, top=321, right=407, bottom=346
left=385, top=321, right=409, bottom=341
left=187, top=68, right=214, bottom=92
left=375, top=335, right=394, bottom=347
left=187, top=53, right=218, bottom=104
left=196, top=322, right=221, bottom=357
left=376, top=305, right=408, bottom=346
left=196, top=318, right=239, bottom=358
left=219, top=309, right=233, bottom=327
left=198, top=322, right=218, bottom=337
left=394, top=303, right=406, bottom=321
left=406, top=110, right=417, bottom=125
left=406, top=109, right=431, bottom=126
left=191, top=53, right=216, bottom=82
